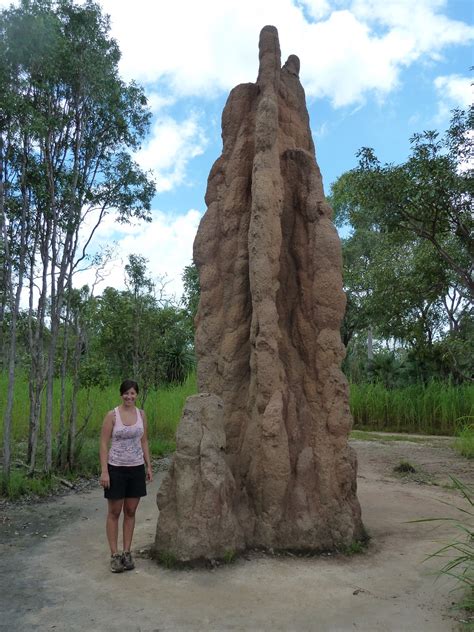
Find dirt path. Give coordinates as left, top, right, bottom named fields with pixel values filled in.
left=1, top=435, right=472, bottom=632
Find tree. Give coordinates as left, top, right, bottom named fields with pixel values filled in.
left=96, top=257, right=195, bottom=399
left=125, top=254, right=156, bottom=383
left=55, top=284, right=102, bottom=470
left=1, top=0, right=155, bottom=480
left=181, top=262, right=200, bottom=333
left=332, top=106, right=473, bottom=298
left=331, top=107, right=473, bottom=383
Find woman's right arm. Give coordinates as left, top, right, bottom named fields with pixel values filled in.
left=99, top=411, right=114, bottom=488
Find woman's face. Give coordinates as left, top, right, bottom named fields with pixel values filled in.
left=121, top=387, right=138, bottom=407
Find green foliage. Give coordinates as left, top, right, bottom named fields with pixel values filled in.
left=411, top=477, right=473, bottom=617
left=146, top=372, right=197, bottom=440
left=69, top=438, right=101, bottom=476
left=94, top=256, right=195, bottom=396
left=0, top=370, right=197, bottom=447
left=148, top=437, right=176, bottom=457
left=156, top=550, right=178, bottom=569
left=344, top=344, right=465, bottom=388
left=331, top=106, right=473, bottom=382
left=393, top=460, right=417, bottom=474
left=455, top=423, right=474, bottom=459
left=350, top=430, right=429, bottom=444
left=340, top=540, right=368, bottom=556
left=0, top=0, right=155, bottom=225
left=0, top=0, right=156, bottom=478
left=437, top=317, right=474, bottom=384
left=78, top=358, right=109, bottom=391
left=0, top=371, right=30, bottom=442
left=125, top=254, right=155, bottom=298
left=158, top=324, right=195, bottom=385
left=0, top=371, right=196, bottom=498
left=350, top=381, right=474, bottom=435
left=181, top=263, right=200, bottom=322
left=2, top=370, right=471, bottom=449
left=222, top=549, right=237, bottom=564
left=2, top=470, right=57, bottom=500
left=332, top=108, right=473, bottom=295
left=368, top=352, right=403, bottom=388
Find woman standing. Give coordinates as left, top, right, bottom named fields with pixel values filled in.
left=99, top=379, right=153, bottom=573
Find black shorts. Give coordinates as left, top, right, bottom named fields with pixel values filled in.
left=104, top=464, right=146, bottom=500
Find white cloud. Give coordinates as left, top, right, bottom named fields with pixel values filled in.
left=297, top=0, right=332, bottom=20
left=135, top=112, right=207, bottom=193
left=145, top=92, right=176, bottom=113
left=98, top=0, right=474, bottom=107
left=296, top=10, right=402, bottom=106
left=74, top=208, right=203, bottom=301
left=434, top=74, right=473, bottom=107
left=312, top=121, right=330, bottom=138
left=433, top=74, right=473, bottom=123
left=1, top=0, right=472, bottom=108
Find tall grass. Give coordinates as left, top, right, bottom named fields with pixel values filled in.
left=1, top=373, right=472, bottom=454
left=1, top=372, right=473, bottom=499
left=0, top=371, right=197, bottom=445
left=350, top=381, right=474, bottom=435
left=410, top=477, right=473, bottom=618
left=144, top=373, right=197, bottom=440
left=1, top=371, right=197, bottom=497
left=454, top=424, right=474, bottom=459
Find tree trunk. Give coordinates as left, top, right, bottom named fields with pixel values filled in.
left=2, top=278, right=25, bottom=480
left=27, top=224, right=48, bottom=472
left=2, top=133, right=29, bottom=482
left=58, top=281, right=73, bottom=469
left=67, top=321, right=83, bottom=470
left=367, top=326, right=373, bottom=361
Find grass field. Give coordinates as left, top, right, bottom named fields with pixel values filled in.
left=0, top=372, right=198, bottom=497
left=350, top=381, right=473, bottom=436
left=1, top=372, right=472, bottom=496
left=2, top=374, right=471, bottom=442
left=0, top=371, right=197, bottom=445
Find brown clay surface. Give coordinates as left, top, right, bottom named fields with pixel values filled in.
left=1, top=435, right=472, bottom=632
left=190, top=25, right=362, bottom=553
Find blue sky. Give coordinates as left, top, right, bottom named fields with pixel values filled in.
left=147, top=1, right=472, bottom=196
left=3, top=0, right=473, bottom=299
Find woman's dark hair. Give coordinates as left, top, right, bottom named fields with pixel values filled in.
left=120, top=379, right=139, bottom=395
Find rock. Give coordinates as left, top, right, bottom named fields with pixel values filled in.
left=156, top=25, right=364, bottom=561
left=155, top=394, right=244, bottom=562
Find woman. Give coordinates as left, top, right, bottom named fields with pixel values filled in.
left=99, top=379, right=153, bottom=573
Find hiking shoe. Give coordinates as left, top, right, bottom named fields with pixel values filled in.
left=110, top=553, right=124, bottom=573
left=122, top=551, right=135, bottom=571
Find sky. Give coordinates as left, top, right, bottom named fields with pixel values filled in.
left=3, top=0, right=474, bottom=301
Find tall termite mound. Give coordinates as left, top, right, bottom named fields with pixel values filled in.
left=155, top=25, right=364, bottom=561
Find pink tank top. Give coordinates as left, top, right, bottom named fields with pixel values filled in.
left=108, top=406, right=144, bottom=467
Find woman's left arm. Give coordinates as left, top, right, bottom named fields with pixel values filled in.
left=141, top=410, right=153, bottom=482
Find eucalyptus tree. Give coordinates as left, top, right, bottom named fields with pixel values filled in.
left=97, top=255, right=194, bottom=402
left=124, top=253, right=156, bottom=388
left=332, top=106, right=473, bottom=299
left=1, top=0, right=155, bottom=479
left=181, top=262, right=200, bottom=333
left=331, top=107, right=473, bottom=383
left=59, top=285, right=102, bottom=470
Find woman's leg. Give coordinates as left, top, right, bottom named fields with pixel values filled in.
left=123, top=497, right=140, bottom=552
left=106, top=498, right=124, bottom=554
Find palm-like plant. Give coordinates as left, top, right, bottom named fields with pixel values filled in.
left=412, top=477, right=473, bottom=617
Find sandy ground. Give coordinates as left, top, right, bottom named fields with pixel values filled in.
left=0, top=435, right=472, bottom=632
